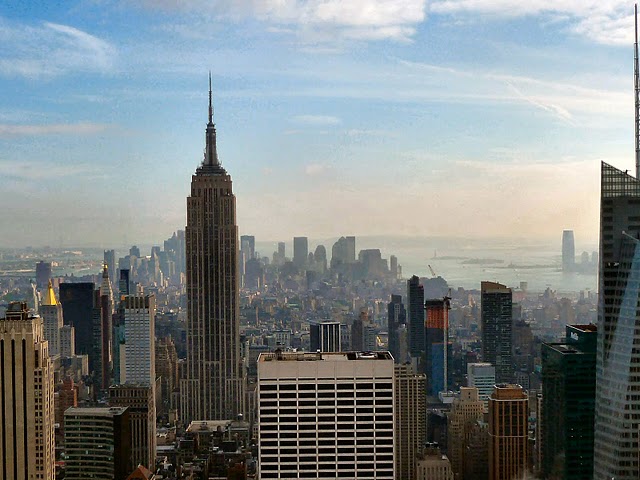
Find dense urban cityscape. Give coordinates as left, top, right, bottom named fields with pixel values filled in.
left=2, top=1, right=640, bottom=480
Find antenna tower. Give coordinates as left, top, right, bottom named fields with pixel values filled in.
left=635, top=4, right=639, bottom=177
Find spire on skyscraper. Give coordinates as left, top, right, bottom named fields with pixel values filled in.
left=204, top=72, right=220, bottom=168
left=42, top=280, right=58, bottom=306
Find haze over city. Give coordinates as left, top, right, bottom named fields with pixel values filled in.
left=1, top=1, right=636, bottom=247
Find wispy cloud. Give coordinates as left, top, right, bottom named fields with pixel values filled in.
left=0, top=122, right=110, bottom=137
left=304, top=163, right=329, bottom=176
left=293, top=115, right=342, bottom=126
left=430, top=0, right=633, bottom=45
left=135, top=0, right=427, bottom=43
left=0, top=18, right=116, bottom=78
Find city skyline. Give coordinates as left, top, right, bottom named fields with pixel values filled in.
left=0, top=2, right=636, bottom=247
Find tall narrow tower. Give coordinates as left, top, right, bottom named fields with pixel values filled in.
left=180, top=75, right=245, bottom=423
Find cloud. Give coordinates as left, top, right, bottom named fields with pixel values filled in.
left=0, top=18, right=116, bottom=78
left=292, top=115, right=341, bottom=126
left=134, top=0, right=427, bottom=42
left=430, top=0, right=633, bottom=45
left=0, top=122, right=110, bottom=137
left=304, top=163, right=329, bottom=176
left=397, top=58, right=627, bottom=121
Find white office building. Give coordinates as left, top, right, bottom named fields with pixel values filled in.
left=467, top=362, right=496, bottom=406
left=257, top=351, right=395, bottom=479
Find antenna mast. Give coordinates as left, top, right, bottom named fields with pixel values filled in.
left=635, top=4, right=639, bottom=177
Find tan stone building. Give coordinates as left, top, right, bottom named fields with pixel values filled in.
left=394, top=364, right=425, bottom=480
left=0, top=301, right=55, bottom=480
left=448, top=387, right=485, bottom=479
left=488, top=384, right=528, bottom=480
left=415, top=444, right=454, bottom=480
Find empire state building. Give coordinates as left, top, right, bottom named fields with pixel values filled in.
left=180, top=77, right=245, bottom=423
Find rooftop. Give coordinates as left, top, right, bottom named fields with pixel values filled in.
left=259, top=351, right=393, bottom=362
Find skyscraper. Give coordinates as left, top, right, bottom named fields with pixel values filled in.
left=257, top=351, right=395, bottom=480
left=309, top=321, right=341, bottom=352
left=395, top=364, right=426, bottom=480
left=0, top=302, right=55, bottom=480
left=561, top=230, right=575, bottom=272
left=115, top=295, right=156, bottom=385
left=293, top=236, right=308, bottom=268
left=425, top=297, right=450, bottom=395
left=41, top=280, right=63, bottom=356
left=488, top=384, right=528, bottom=480
left=448, top=387, right=485, bottom=478
left=541, top=324, right=596, bottom=480
left=593, top=163, right=640, bottom=479
left=180, top=77, right=245, bottom=423
left=407, top=275, right=425, bottom=365
left=64, top=406, right=131, bottom=480
left=387, top=294, right=406, bottom=363
left=35, top=260, right=52, bottom=289
left=109, top=384, right=156, bottom=472
left=59, top=282, right=95, bottom=361
left=467, top=362, right=496, bottom=406
left=481, top=282, right=513, bottom=383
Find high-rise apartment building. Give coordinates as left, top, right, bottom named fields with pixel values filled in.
left=426, top=297, right=450, bottom=395
left=257, top=351, right=395, bottom=479
left=0, top=302, right=55, bottom=480
left=59, top=324, right=75, bottom=357
left=109, top=385, right=156, bottom=471
left=407, top=275, right=425, bottom=365
left=395, top=364, right=426, bottom=480
left=387, top=294, right=406, bottom=363
left=293, top=236, right=309, bottom=268
left=180, top=78, right=245, bottom=423
left=541, top=324, right=596, bottom=480
left=481, top=282, right=513, bottom=383
left=561, top=230, right=575, bottom=272
left=309, top=321, right=341, bottom=352
left=59, top=282, right=95, bottom=358
left=488, top=384, right=528, bottom=480
left=467, top=362, right=496, bottom=406
left=448, top=387, right=485, bottom=478
left=64, top=406, right=131, bottom=480
left=40, top=280, right=63, bottom=356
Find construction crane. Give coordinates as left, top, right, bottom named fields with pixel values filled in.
left=428, top=264, right=437, bottom=278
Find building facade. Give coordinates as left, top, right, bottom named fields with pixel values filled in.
left=309, top=321, right=341, bottom=353
left=541, top=324, right=596, bottom=479
left=40, top=280, right=63, bottom=356
left=481, top=282, right=513, bottom=383
left=64, top=406, right=131, bottom=480
left=0, top=302, right=55, bottom=480
left=109, top=384, right=156, bottom=471
left=467, top=362, right=496, bottom=406
left=394, top=364, right=426, bottom=480
left=561, top=230, right=575, bottom=272
left=426, top=297, right=450, bottom=395
left=180, top=79, right=245, bottom=423
left=257, top=351, right=395, bottom=479
left=448, top=387, right=485, bottom=478
left=387, top=294, right=406, bottom=363
left=488, top=384, right=528, bottom=480
left=407, top=275, right=425, bottom=366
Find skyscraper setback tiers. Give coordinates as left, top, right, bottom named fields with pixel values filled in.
left=180, top=78, right=245, bottom=423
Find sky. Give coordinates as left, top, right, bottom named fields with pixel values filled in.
left=0, top=0, right=637, bottom=248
